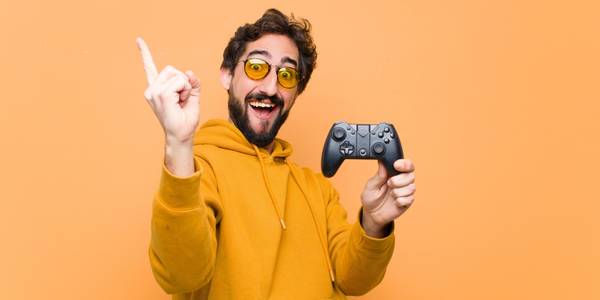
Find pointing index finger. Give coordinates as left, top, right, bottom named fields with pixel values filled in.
left=136, top=37, right=158, bottom=85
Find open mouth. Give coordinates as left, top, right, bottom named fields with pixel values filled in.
left=248, top=100, right=280, bottom=120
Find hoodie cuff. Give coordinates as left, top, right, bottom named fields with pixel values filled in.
left=354, top=208, right=395, bottom=252
left=158, top=156, right=204, bottom=211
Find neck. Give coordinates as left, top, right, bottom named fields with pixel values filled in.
left=264, top=142, right=275, bottom=153
left=227, top=118, right=275, bottom=153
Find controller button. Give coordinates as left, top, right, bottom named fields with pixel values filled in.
left=357, top=126, right=369, bottom=137
left=359, top=148, right=367, bottom=156
left=372, top=142, right=385, bottom=155
left=340, top=141, right=354, bottom=156
left=333, top=128, right=346, bottom=141
left=390, top=133, right=395, bottom=138
left=384, top=138, right=390, bottom=144
left=346, top=125, right=352, bottom=130
left=378, top=132, right=384, bottom=138
left=351, top=130, right=356, bottom=135
left=384, top=127, right=390, bottom=133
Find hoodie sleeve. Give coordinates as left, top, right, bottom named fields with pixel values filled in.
left=149, top=155, right=223, bottom=294
left=318, top=175, right=395, bottom=296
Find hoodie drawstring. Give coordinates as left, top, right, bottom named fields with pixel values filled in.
left=287, top=162, right=336, bottom=283
left=254, top=145, right=287, bottom=230
left=252, top=145, right=336, bottom=283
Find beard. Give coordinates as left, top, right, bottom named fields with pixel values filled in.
left=228, top=90, right=290, bottom=148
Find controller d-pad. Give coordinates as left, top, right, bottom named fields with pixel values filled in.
left=339, top=141, right=354, bottom=156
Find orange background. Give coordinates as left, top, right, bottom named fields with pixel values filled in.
left=1, top=0, right=599, bottom=299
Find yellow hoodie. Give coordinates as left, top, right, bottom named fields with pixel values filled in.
left=150, top=119, right=395, bottom=300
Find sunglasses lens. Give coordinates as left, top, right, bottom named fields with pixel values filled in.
left=245, top=58, right=269, bottom=80
left=244, top=58, right=299, bottom=89
left=278, top=68, right=298, bottom=89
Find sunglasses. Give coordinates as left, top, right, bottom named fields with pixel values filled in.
left=242, top=58, right=300, bottom=89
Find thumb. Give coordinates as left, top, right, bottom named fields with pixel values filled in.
left=181, top=72, right=200, bottom=118
left=179, top=70, right=200, bottom=102
left=365, top=161, right=388, bottom=190
left=185, top=70, right=201, bottom=95
left=179, top=80, right=193, bottom=102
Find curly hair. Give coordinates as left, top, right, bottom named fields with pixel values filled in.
left=221, top=8, right=318, bottom=94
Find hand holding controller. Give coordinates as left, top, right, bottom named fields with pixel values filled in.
left=321, top=121, right=404, bottom=177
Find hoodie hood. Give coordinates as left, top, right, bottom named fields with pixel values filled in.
left=193, top=119, right=293, bottom=159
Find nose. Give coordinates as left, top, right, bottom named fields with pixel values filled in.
left=257, top=68, right=278, bottom=96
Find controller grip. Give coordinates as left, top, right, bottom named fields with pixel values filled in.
left=321, top=143, right=344, bottom=177
left=382, top=159, right=400, bottom=177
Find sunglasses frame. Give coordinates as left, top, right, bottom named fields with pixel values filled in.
left=241, top=58, right=300, bottom=89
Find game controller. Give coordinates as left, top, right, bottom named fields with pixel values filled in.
left=321, top=121, right=404, bottom=177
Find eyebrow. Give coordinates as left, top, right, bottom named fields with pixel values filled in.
left=281, top=57, right=298, bottom=67
left=247, top=49, right=298, bottom=67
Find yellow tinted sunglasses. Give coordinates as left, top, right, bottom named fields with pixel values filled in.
left=242, top=58, right=300, bottom=89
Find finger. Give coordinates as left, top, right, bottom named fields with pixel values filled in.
left=181, top=79, right=200, bottom=116
left=145, top=67, right=181, bottom=101
left=150, top=67, right=186, bottom=102
left=387, top=171, right=415, bottom=188
left=185, top=70, right=200, bottom=89
left=160, top=74, right=190, bottom=105
left=182, top=70, right=201, bottom=100
left=144, top=86, right=156, bottom=106
left=365, top=161, right=388, bottom=190
left=391, top=183, right=416, bottom=198
left=393, top=159, right=415, bottom=173
left=179, top=78, right=193, bottom=102
left=136, top=37, right=159, bottom=85
left=395, top=195, right=415, bottom=208
left=146, top=85, right=163, bottom=112
left=154, top=65, right=181, bottom=85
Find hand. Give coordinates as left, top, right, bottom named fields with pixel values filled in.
left=360, top=159, right=416, bottom=236
left=136, top=37, right=201, bottom=146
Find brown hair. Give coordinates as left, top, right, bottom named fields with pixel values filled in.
left=221, top=8, right=317, bottom=94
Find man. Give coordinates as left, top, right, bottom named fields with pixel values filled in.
left=137, top=9, right=416, bottom=300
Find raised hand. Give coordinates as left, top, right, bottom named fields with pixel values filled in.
left=137, top=37, right=200, bottom=176
left=136, top=37, right=201, bottom=146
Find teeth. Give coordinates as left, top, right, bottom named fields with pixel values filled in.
left=249, top=101, right=275, bottom=108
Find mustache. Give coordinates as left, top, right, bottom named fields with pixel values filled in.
left=245, top=92, right=284, bottom=107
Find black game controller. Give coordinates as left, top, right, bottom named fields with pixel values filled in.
left=321, top=121, right=404, bottom=177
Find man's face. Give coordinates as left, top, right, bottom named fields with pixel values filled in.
left=223, top=34, right=300, bottom=147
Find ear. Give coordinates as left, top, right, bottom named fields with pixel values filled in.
left=220, top=67, right=233, bottom=90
